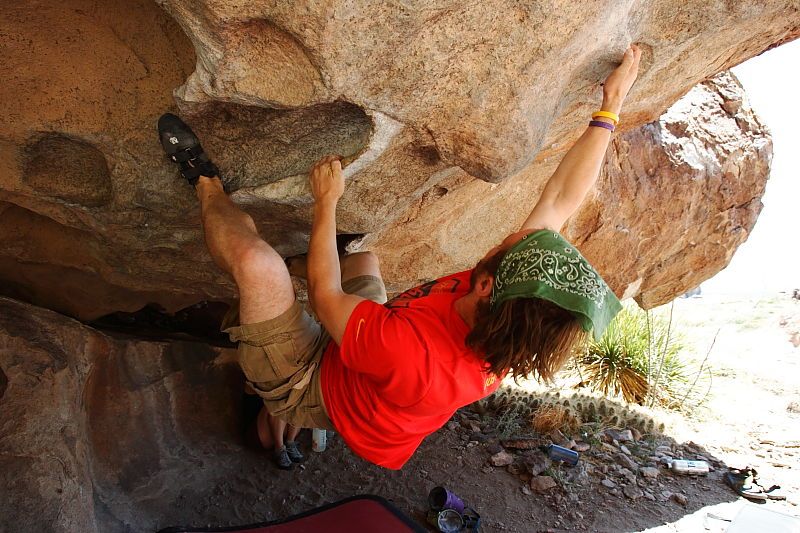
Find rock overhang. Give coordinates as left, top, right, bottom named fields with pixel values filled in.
left=0, top=0, right=796, bottom=320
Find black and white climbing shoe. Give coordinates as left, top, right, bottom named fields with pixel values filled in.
left=157, top=113, right=220, bottom=187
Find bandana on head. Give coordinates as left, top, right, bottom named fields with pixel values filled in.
left=489, top=230, right=622, bottom=340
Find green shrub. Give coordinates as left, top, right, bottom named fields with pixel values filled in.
left=573, top=306, right=687, bottom=408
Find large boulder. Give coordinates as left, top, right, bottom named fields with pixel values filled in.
left=159, top=0, right=792, bottom=183
left=581, top=71, right=772, bottom=308
left=0, top=295, right=240, bottom=532
left=0, top=1, right=794, bottom=319
left=369, top=72, right=772, bottom=308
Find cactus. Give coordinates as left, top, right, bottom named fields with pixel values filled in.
left=485, top=384, right=665, bottom=437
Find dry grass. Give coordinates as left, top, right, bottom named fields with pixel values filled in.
left=530, top=403, right=580, bottom=434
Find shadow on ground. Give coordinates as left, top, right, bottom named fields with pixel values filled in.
left=0, top=296, right=744, bottom=533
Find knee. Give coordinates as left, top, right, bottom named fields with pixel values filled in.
left=352, top=251, right=379, bottom=269
left=230, top=241, right=285, bottom=284
left=342, top=251, right=380, bottom=279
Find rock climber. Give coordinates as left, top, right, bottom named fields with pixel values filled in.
left=157, top=45, right=641, bottom=469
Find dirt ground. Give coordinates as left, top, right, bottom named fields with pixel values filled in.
left=639, top=292, right=800, bottom=531
left=149, top=293, right=799, bottom=533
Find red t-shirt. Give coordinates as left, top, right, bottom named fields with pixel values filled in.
left=320, top=270, right=503, bottom=469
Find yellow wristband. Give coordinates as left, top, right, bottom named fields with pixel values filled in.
left=592, top=110, right=619, bottom=124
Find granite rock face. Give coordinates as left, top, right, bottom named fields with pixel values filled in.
left=0, top=296, right=241, bottom=533
left=368, top=71, right=772, bottom=306
left=0, top=0, right=794, bottom=319
left=580, top=71, right=772, bottom=307
left=160, top=0, right=793, bottom=183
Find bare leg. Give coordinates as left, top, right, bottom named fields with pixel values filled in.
left=341, top=251, right=381, bottom=284
left=268, top=412, right=287, bottom=450
left=255, top=406, right=274, bottom=449
left=196, top=176, right=294, bottom=323
left=287, top=251, right=382, bottom=283
left=284, top=425, right=304, bottom=462
left=267, top=412, right=294, bottom=469
left=196, top=175, right=300, bottom=468
left=286, top=424, right=301, bottom=443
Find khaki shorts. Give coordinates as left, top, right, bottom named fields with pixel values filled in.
left=222, top=275, right=388, bottom=429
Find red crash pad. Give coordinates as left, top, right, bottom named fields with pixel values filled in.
left=157, top=495, right=426, bottom=533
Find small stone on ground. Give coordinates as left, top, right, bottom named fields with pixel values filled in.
left=671, top=493, right=688, bottom=506
left=606, top=429, right=634, bottom=442
left=574, top=442, right=591, bottom=452
left=490, top=450, right=514, bottom=467
left=530, top=475, right=558, bottom=493
left=640, top=466, right=660, bottom=479
left=623, top=485, right=644, bottom=500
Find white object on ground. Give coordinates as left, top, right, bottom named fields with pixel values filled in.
left=670, top=459, right=710, bottom=475
left=726, top=504, right=800, bottom=533
left=312, top=428, right=327, bottom=452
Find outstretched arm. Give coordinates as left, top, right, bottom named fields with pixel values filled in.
left=307, top=156, right=365, bottom=345
left=521, top=45, right=642, bottom=233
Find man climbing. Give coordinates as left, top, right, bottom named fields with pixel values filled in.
left=158, top=45, right=641, bottom=470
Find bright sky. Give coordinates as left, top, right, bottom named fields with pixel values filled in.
left=701, top=39, right=800, bottom=296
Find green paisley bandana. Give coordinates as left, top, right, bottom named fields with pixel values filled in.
left=490, top=230, right=622, bottom=340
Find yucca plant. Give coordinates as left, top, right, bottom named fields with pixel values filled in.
left=573, top=306, right=686, bottom=407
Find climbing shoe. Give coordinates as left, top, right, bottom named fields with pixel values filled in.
left=285, top=441, right=305, bottom=463
left=274, top=446, right=293, bottom=470
left=157, top=113, right=219, bottom=187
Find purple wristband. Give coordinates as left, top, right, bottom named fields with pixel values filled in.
left=589, top=120, right=615, bottom=132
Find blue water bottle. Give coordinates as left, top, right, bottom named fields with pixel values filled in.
left=545, top=444, right=579, bottom=466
